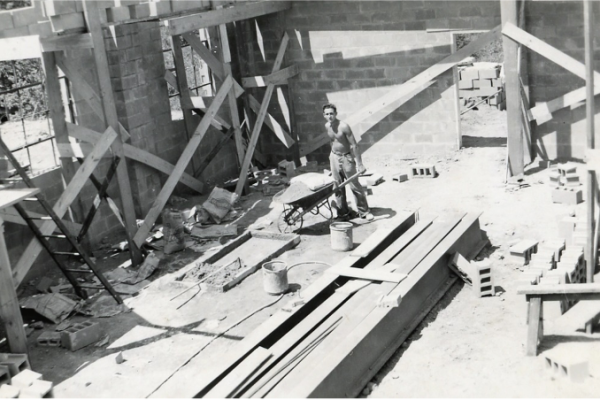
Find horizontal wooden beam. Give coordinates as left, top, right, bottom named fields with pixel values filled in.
left=518, top=283, right=600, bottom=297
left=40, top=33, right=93, bottom=53
left=66, top=122, right=206, bottom=193
left=242, top=64, right=299, bottom=88
left=57, top=142, right=110, bottom=159
left=168, top=1, right=291, bottom=36
left=0, top=207, right=81, bottom=235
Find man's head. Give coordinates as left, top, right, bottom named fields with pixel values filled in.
left=323, top=103, right=337, bottom=123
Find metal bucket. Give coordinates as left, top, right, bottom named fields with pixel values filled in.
left=330, top=222, right=353, bottom=251
left=262, top=260, right=288, bottom=295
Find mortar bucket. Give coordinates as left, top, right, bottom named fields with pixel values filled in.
left=262, top=260, right=288, bottom=295
left=330, top=222, right=353, bottom=251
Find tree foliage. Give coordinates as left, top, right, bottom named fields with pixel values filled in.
left=456, top=33, right=504, bottom=64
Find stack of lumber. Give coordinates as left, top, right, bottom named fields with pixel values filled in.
left=190, top=211, right=484, bottom=398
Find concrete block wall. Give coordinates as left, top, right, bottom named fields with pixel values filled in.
left=526, top=1, right=600, bottom=160
left=241, top=1, right=501, bottom=161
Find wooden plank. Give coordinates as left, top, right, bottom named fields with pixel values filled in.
left=0, top=215, right=28, bottom=354
left=529, top=86, right=595, bottom=125
left=12, top=127, right=117, bottom=287
left=526, top=297, right=543, bottom=356
left=289, top=213, right=482, bottom=397
left=192, top=211, right=418, bottom=397
left=205, top=347, right=272, bottom=398
left=40, top=33, right=93, bottom=52
left=327, top=266, right=407, bottom=283
left=164, top=70, right=178, bottom=88
left=518, top=283, right=600, bottom=298
left=235, top=32, right=289, bottom=196
left=0, top=36, right=41, bottom=62
left=248, top=94, right=295, bottom=148
left=168, top=1, right=291, bottom=36
left=66, top=122, right=206, bottom=194
left=133, top=76, right=232, bottom=247
left=57, top=142, right=110, bottom=158
left=503, top=23, right=600, bottom=86
left=0, top=207, right=81, bottom=234
left=0, top=189, right=39, bottom=211
left=350, top=227, right=396, bottom=258
left=242, top=65, right=299, bottom=88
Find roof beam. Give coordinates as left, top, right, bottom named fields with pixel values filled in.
left=168, top=1, right=291, bottom=36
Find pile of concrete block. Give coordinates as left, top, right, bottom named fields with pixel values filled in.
left=448, top=253, right=495, bottom=298
left=550, top=163, right=583, bottom=205
left=1, top=370, right=54, bottom=398
left=458, top=62, right=505, bottom=110
left=508, top=240, right=538, bottom=265
left=0, top=354, right=54, bottom=398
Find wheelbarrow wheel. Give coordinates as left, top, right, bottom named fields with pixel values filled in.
left=277, top=209, right=303, bottom=233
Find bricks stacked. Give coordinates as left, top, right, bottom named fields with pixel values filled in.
left=0, top=368, right=54, bottom=398
left=550, top=164, right=583, bottom=205
left=458, top=63, right=505, bottom=110
left=508, top=240, right=538, bottom=266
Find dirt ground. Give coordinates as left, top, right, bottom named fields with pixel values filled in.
left=6, top=103, right=600, bottom=397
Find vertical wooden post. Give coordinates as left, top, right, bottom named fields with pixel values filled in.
left=584, top=0, right=595, bottom=334
left=501, top=0, right=525, bottom=176
left=214, top=5, right=246, bottom=189
left=170, top=34, right=197, bottom=173
left=0, top=215, right=28, bottom=355
left=82, top=1, right=143, bottom=266
left=41, top=52, right=85, bottom=223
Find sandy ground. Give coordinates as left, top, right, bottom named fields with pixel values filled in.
left=7, top=103, right=600, bottom=397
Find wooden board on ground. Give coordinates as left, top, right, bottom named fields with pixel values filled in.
left=191, top=224, right=238, bottom=239
left=194, top=230, right=300, bottom=293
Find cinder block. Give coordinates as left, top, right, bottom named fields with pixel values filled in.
left=549, top=169, right=561, bottom=187
left=552, top=187, right=583, bottom=205
left=0, top=354, right=30, bottom=378
left=410, top=164, right=436, bottom=178
left=474, top=78, right=492, bottom=88
left=0, top=384, right=19, bottom=398
left=11, top=7, right=41, bottom=28
left=0, top=366, right=10, bottom=386
left=458, top=79, right=473, bottom=89
left=50, top=12, right=85, bottom=32
left=478, top=67, right=500, bottom=79
left=36, top=331, right=61, bottom=348
left=509, top=240, right=538, bottom=265
left=128, top=3, right=151, bottom=19
left=149, top=1, right=171, bottom=16
left=18, top=380, right=53, bottom=398
left=460, top=68, right=479, bottom=81
left=557, top=162, right=577, bottom=176
left=28, top=20, right=53, bottom=38
left=60, top=321, right=103, bottom=351
left=43, top=0, right=78, bottom=17
left=106, top=6, right=131, bottom=23
left=392, top=173, right=408, bottom=182
left=11, top=370, right=41, bottom=389
left=0, top=12, right=15, bottom=30
left=491, top=78, right=503, bottom=88
left=544, top=352, right=589, bottom=383
left=472, top=260, right=494, bottom=297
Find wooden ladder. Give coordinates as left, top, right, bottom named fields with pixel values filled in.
left=0, top=137, right=122, bottom=304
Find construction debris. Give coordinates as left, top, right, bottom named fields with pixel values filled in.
left=20, top=293, right=79, bottom=324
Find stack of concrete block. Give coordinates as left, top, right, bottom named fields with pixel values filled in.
left=0, top=354, right=30, bottom=378
left=508, top=240, right=538, bottom=265
left=558, top=215, right=578, bottom=245
left=550, top=164, right=583, bottom=204
left=278, top=160, right=297, bottom=178
left=410, top=164, right=437, bottom=179
left=458, top=63, right=505, bottom=110
left=0, top=369, right=54, bottom=398
left=528, top=247, right=555, bottom=277
left=571, top=218, right=588, bottom=247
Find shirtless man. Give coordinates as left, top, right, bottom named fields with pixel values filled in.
left=323, top=103, right=373, bottom=221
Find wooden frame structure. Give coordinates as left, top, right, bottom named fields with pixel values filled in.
left=0, top=1, right=295, bottom=291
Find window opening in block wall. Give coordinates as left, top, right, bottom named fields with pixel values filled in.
left=0, top=58, right=61, bottom=177
left=452, top=31, right=507, bottom=150
left=160, top=23, right=215, bottom=121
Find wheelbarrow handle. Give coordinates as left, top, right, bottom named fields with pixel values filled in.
left=333, top=170, right=363, bottom=192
